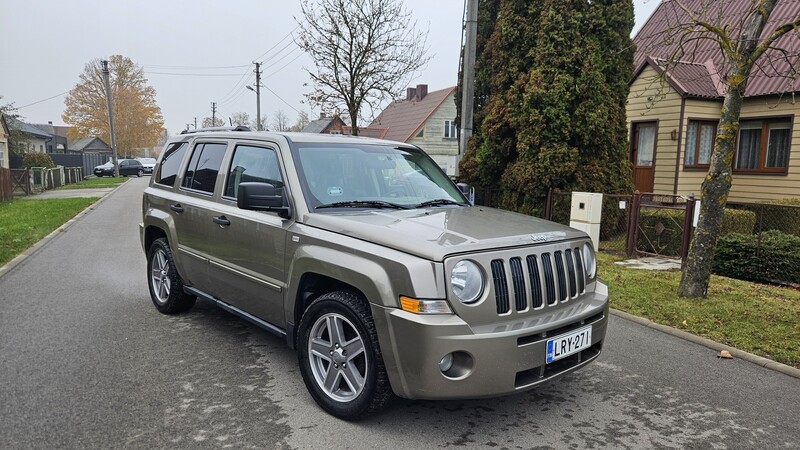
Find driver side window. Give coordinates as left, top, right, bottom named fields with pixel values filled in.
left=224, top=145, right=284, bottom=199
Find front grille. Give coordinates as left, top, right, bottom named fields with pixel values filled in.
left=493, top=246, right=587, bottom=315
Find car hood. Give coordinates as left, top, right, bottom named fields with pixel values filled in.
left=302, top=206, right=586, bottom=261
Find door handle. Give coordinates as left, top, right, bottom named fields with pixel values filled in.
left=170, top=203, right=184, bottom=213
left=212, top=215, right=231, bottom=226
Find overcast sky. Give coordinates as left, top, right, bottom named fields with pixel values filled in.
left=1, top=0, right=660, bottom=136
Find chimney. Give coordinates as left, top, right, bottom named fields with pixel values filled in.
left=48, top=121, right=53, bottom=125
left=415, top=84, right=428, bottom=101
left=406, top=87, right=417, bottom=101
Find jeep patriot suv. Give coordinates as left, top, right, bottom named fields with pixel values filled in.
left=140, top=127, right=609, bottom=419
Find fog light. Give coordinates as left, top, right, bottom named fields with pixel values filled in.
left=439, top=353, right=454, bottom=372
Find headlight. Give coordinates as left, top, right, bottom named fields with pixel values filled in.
left=450, top=260, right=484, bottom=304
left=582, top=243, right=597, bottom=279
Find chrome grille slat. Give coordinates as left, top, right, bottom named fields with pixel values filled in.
left=509, top=257, right=527, bottom=311
left=565, top=249, right=577, bottom=298
left=554, top=251, right=567, bottom=302
left=491, top=259, right=510, bottom=314
left=526, top=255, right=543, bottom=309
left=541, top=253, right=556, bottom=305
left=575, top=248, right=585, bottom=293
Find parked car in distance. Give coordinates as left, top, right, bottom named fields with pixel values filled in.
left=94, top=159, right=144, bottom=177
left=137, top=157, right=157, bottom=174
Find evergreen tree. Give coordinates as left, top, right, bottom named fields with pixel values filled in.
left=459, top=0, right=634, bottom=215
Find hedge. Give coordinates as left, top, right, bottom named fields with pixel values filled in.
left=714, top=230, right=800, bottom=285
left=637, top=208, right=757, bottom=256
left=22, top=152, right=55, bottom=169
left=761, top=198, right=800, bottom=236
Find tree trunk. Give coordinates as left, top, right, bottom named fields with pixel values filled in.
left=677, top=84, right=744, bottom=297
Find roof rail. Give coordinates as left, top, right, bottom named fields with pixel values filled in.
left=180, top=125, right=251, bottom=135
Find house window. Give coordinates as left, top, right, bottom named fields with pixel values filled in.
left=330, top=130, right=341, bottom=135
left=444, top=120, right=456, bottom=139
left=0, top=143, right=5, bottom=168
left=416, top=128, right=424, bottom=138
left=735, top=118, right=791, bottom=173
left=684, top=120, right=717, bottom=168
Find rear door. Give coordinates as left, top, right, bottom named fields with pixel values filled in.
left=203, top=141, right=289, bottom=327
left=631, top=122, right=657, bottom=193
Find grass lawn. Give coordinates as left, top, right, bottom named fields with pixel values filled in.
left=599, top=252, right=800, bottom=369
left=0, top=197, right=98, bottom=266
left=57, top=176, right=129, bottom=190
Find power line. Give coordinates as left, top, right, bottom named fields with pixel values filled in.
left=216, top=65, right=255, bottom=104
left=262, top=46, right=302, bottom=71
left=253, top=25, right=300, bottom=61
left=145, top=71, right=254, bottom=77
left=263, top=85, right=301, bottom=114
left=265, top=52, right=305, bottom=78
left=16, top=90, right=71, bottom=109
left=141, top=63, right=251, bottom=70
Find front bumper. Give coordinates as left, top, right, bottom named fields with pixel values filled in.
left=372, top=281, right=608, bottom=400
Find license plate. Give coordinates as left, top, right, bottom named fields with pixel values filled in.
left=546, top=325, right=592, bottom=364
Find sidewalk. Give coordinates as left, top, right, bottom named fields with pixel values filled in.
left=24, top=188, right=115, bottom=199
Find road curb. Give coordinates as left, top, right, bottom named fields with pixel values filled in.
left=610, top=308, right=800, bottom=380
left=0, top=180, right=128, bottom=280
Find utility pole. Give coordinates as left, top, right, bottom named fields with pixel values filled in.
left=254, top=62, right=262, bottom=131
left=457, top=0, right=478, bottom=178
left=194, top=117, right=197, bottom=129
left=211, top=102, right=217, bottom=126
left=101, top=59, right=120, bottom=177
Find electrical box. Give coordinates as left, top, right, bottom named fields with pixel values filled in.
left=569, top=192, right=603, bottom=250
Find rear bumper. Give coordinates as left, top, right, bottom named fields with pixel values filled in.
left=372, top=282, right=608, bottom=400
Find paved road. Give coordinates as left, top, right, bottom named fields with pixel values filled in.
left=1, top=177, right=798, bottom=449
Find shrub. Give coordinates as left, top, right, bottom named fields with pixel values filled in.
left=22, top=152, right=55, bottom=169
left=719, top=209, right=756, bottom=235
left=714, top=230, right=800, bottom=285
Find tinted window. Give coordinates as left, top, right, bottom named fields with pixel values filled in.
left=156, top=142, right=189, bottom=186
left=181, top=142, right=227, bottom=194
left=224, top=145, right=283, bottom=199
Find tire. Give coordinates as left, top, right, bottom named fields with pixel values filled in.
left=137, top=169, right=143, bottom=177
left=297, top=291, right=394, bottom=420
left=147, top=238, right=196, bottom=314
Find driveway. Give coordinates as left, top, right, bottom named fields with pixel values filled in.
left=1, top=176, right=798, bottom=448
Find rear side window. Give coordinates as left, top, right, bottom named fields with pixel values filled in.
left=224, top=145, right=283, bottom=199
left=181, top=142, right=227, bottom=194
left=156, top=142, right=188, bottom=186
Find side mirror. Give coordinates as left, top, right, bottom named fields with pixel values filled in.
left=456, top=182, right=469, bottom=194
left=237, top=182, right=292, bottom=219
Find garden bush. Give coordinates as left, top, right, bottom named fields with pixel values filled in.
left=714, top=230, right=800, bottom=285
left=21, top=152, right=55, bottom=169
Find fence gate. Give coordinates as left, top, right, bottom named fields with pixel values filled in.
left=10, top=168, right=31, bottom=195
left=627, top=193, right=696, bottom=261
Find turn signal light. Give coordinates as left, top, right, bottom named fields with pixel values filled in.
left=399, top=296, right=452, bottom=314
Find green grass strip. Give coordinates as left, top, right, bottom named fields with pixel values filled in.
left=600, top=252, right=800, bottom=369
left=57, top=177, right=129, bottom=190
left=0, top=197, right=98, bottom=266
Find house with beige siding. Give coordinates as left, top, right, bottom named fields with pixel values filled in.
left=370, top=84, right=459, bottom=175
left=628, top=0, right=800, bottom=202
left=0, top=115, right=9, bottom=168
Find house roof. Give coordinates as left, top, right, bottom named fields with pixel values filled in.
left=634, top=57, right=724, bottom=98
left=633, top=0, right=800, bottom=97
left=0, top=115, right=10, bottom=138
left=302, top=118, right=334, bottom=133
left=68, top=137, right=110, bottom=151
left=8, top=117, right=52, bottom=139
left=370, top=86, right=457, bottom=142
left=341, top=126, right=388, bottom=138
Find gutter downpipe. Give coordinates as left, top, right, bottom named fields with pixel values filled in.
left=673, top=95, right=687, bottom=196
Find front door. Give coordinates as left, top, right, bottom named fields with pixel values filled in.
left=631, top=122, right=656, bottom=193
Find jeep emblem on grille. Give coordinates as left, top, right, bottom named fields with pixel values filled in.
left=530, top=234, right=549, bottom=242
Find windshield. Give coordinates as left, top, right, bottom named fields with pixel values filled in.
left=291, top=143, right=467, bottom=211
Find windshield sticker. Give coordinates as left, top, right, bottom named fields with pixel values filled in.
left=328, top=186, right=343, bottom=196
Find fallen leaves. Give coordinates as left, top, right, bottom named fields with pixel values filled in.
left=718, top=350, right=733, bottom=359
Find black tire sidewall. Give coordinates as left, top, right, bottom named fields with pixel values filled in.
left=146, top=238, right=195, bottom=314
left=298, top=293, right=380, bottom=420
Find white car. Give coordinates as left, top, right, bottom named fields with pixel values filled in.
left=136, top=157, right=157, bottom=175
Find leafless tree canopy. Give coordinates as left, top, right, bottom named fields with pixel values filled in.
left=297, top=0, right=431, bottom=133
left=271, top=109, right=290, bottom=131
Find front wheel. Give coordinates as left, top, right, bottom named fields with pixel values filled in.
left=137, top=169, right=143, bottom=177
left=147, top=238, right=196, bottom=314
left=297, top=291, right=394, bottom=420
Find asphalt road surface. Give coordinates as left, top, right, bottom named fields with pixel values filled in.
left=1, top=178, right=798, bottom=449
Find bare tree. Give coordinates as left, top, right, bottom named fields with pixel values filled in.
left=640, top=0, right=800, bottom=297
left=201, top=116, right=226, bottom=128
left=251, top=114, right=268, bottom=131
left=290, top=110, right=311, bottom=132
left=297, top=0, right=430, bottom=134
left=271, top=110, right=290, bottom=131
left=231, top=111, right=251, bottom=127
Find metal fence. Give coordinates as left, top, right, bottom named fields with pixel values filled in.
left=547, top=190, right=633, bottom=256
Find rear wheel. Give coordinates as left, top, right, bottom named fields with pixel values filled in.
left=147, top=238, right=196, bottom=314
left=297, top=291, right=394, bottom=420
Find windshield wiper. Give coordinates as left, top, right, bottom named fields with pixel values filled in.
left=415, top=199, right=469, bottom=208
left=316, top=200, right=409, bottom=210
